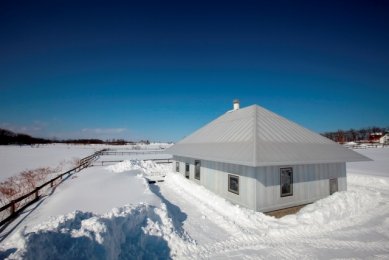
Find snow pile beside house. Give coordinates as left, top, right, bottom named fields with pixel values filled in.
left=106, top=160, right=169, bottom=177
left=164, top=172, right=381, bottom=236
left=292, top=190, right=379, bottom=224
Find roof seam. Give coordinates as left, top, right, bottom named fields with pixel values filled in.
left=253, top=106, right=258, bottom=167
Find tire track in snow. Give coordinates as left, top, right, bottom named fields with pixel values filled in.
left=181, top=234, right=389, bottom=259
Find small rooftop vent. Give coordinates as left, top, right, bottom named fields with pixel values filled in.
left=233, top=99, right=240, bottom=110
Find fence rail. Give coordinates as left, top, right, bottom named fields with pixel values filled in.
left=101, top=151, right=164, bottom=156
left=94, top=158, right=172, bottom=166
left=0, top=149, right=106, bottom=227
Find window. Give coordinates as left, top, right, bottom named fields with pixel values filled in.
left=175, top=162, right=180, bottom=172
left=228, top=174, right=239, bottom=194
left=280, top=167, right=293, bottom=197
left=194, top=160, right=201, bottom=180
left=329, top=178, right=338, bottom=195
left=185, top=163, right=190, bottom=179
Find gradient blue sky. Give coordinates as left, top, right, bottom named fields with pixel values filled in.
left=1, top=0, right=388, bottom=141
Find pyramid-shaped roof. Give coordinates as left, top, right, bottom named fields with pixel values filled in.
left=166, top=105, right=371, bottom=167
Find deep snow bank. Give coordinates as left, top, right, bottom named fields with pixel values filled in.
left=164, top=172, right=383, bottom=236
left=6, top=203, right=191, bottom=260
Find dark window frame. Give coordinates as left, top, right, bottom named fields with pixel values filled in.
left=280, top=167, right=293, bottom=197
left=175, top=161, right=180, bottom=172
left=194, top=160, right=201, bottom=180
left=228, top=174, right=239, bottom=195
left=185, top=163, right=190, bottom=179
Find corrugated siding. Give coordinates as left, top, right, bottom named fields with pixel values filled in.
left=166, top=105, right=371, bottom=166
left=173, top=156, right=257, bottom=210
left=256, top=162, right=346, bottom=212
left=174, top=157, right=347, bottom=212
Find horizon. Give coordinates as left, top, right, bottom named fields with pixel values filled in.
left=0, top=111, right=388, bottom=143
left=1, top=1, right=388, bottom=141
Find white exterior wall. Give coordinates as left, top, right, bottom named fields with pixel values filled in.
left=172, top=156, right=257, bottom=210
left=255, top=162, right=346, bottom=212
left=172, top=156, right=346, bottom=213
left=380, top=134, right=389, bottom=144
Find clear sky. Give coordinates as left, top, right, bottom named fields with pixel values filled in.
left=1, top=0, right=388, bottom=141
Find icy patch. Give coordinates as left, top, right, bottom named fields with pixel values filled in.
left=4, top=203, right=193, bottom=259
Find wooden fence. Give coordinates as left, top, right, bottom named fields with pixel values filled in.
left=94, top=158, right=172, bottom=166
left=0, top=149, right=106, bottom=227
left=100, top=150, right=164, bottom=156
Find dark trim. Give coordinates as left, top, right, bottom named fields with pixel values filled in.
left=280, top=167, right=293, bottom=197
left=228, top=174, right=239, bottom=195
left=175, top=161, right=180, bottom=172
left=185, top=163, right=190, bottom=179
left=194, top=160, right=200, bottom=180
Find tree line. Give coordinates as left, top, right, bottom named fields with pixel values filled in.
left=321, top=126, right=388, bottom=143
left=0, top=128, right=146, bottom=145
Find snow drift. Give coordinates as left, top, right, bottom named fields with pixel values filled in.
left=7, top=203, right=192, bottom=260
left=106, top=160, right=168, bottom=177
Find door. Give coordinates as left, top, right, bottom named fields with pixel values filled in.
left=329, top=178, right=338, bottom=195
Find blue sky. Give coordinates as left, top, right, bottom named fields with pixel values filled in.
left=0, top=1, right=388, bottom=141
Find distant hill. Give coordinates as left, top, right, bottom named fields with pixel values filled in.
left=0, top=128, right=136, bottom=145
left=0, top=128, right=52, bottom=145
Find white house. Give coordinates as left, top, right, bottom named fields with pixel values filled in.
left=165, top=101, right=370, bottom=214
left=379, top=133, right=389, bottom=144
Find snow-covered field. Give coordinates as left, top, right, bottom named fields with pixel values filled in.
left=0, top=146, right=388, bottom=259
left=0, top=144, right=97, bottom=182
left=0, top=143, right=172, bottom=182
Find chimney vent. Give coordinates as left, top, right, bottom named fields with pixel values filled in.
left=233, top=99, right=240, bottom=110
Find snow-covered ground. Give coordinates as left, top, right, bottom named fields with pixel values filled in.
left=0, top=146, right=388, bottom=259
left=0, top=144, right=97, bottom=182
left=0, top=143, right=172, bottom=182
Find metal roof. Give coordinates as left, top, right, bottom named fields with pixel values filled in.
left=166, top=105, right=371, bottom=166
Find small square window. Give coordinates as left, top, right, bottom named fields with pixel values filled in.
left=194, top=160, right=200, bottom=180
left=175, top=162, right=180, bottom=172
left=280, top=167, right=293, bottom=197
left=228, top=174, right=239, bottom=195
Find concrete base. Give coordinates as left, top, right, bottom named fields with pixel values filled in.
left=264, top=204, right=309, bottom=218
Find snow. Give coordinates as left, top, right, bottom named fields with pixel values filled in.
left=106, top=160, right=169, bottom=177
left=0, top=143, right=172, bottom=182
left=0, top=146, right=388, bottom=259
left=347, top=147, right=389, bottom=177
left=9, top=204, right=189, bottom=259
left=0, top=144, right=97, bottom=182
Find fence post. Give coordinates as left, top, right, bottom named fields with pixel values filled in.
left=10, top=201, right=15, bottom=216
left=35, top=189, right=39, bottom=200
